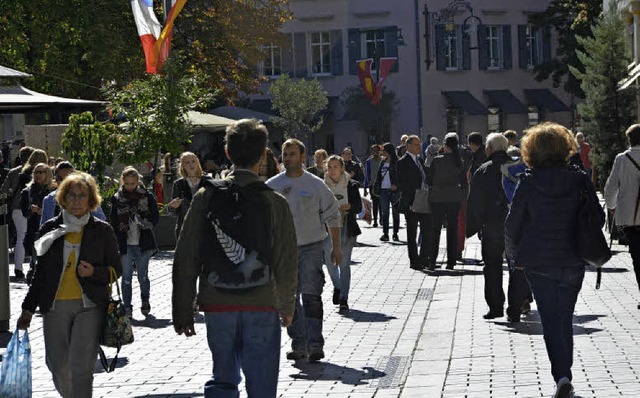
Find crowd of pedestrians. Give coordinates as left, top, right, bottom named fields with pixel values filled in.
left=4, top=117, right=640, bottom=398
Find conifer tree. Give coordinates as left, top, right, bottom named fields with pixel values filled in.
left=570, top=2, right=636, bottom=186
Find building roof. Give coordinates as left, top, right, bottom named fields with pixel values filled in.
left=210, top=106, right=275, bottom=123
left=0, top=85, right=104, bottom=112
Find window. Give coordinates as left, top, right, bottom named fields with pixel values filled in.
left=363, top=30, right=386, bottom=71
left=488, top=107, right=500, bottom=133
left=525, top=25, right=542, bottom=68
left=446, top=107, right=460, bottom=133
left=445, top=26, right=460, bottom=69
left=528, top=105, right=539, bottom=127
left=310, top=32, right=331, bottom=75
left=486, top=26, right=502, bottom=68
left=261, top=43, right=281, bottom=77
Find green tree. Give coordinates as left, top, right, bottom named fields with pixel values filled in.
left=341, top=86, right=398, bottom=144
left=62, top=111, right=121, bottom=186
left=105, top=61, right=216, bottom=167
left=529, top=0, right=602, bottom=97
left=269, top=75, right=328, bottom=140
left=570, top=2, right=636, bottom=186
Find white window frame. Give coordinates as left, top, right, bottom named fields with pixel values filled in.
left=528, top=105, right=539, bottom=127
left=525, top=25, right=543, bottom=69
left=260, top=43, right=282, bottom=77
left=445, top=25, right=462, bottom=70
left=487, top=107, right=500, bottom=133
left=361, top=30, right=386, bottom=75
left=309, top=31, right=332, bottom=76
left=486, top=25, right=503, bottom=69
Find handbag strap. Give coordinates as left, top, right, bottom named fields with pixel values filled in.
left=625, top=153, right=640, bottom=225
left=98, top=345, right=121, bottom=373
left=106, top=267, right=123, bottom=301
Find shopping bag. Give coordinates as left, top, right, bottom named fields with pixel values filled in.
left=0, top=328, right=32, bottom=398
left=360, top=197, right=372, bottom=224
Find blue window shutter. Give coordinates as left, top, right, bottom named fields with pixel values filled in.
left=502, top=25, right=512, bottom=70
left=478, top=26, right=488, bottom=70
left=294, top=32, right=307, bottom=78
left=435, top=24, right=446, bottom=71
left=330, top=30, right=343, bottom=76
left=543, top=28, right=552, bottom=62
left=462, top=26, right=471, bottom=70
left=518, top=25, right=528, bottom=69
left=281, top=33, right=294, bottom=76
left=348, top=29, right=361, bottom=75
left=384, top=27, right=399, bottom=72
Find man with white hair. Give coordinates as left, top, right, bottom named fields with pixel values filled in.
left=466, top=133, right=522, bottom=321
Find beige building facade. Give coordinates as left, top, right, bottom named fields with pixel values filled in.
left=252, top=0, right=575, bottom=156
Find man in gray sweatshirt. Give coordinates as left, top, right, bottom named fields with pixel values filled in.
left=267, top=138, right=342, bottom=361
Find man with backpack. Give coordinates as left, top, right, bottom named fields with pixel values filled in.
left=267, top=138, right=343, bottom=362
left=604, top=123, right=640, bottom=310
left=172, top=119, right=298, bottom=397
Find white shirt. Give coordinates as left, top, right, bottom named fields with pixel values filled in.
left=380, top=162, right=392, bottom=189
left=604, top=146, right=640, bottom=226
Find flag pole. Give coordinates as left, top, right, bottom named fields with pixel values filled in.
left=163, top=0, right=172, bottom=21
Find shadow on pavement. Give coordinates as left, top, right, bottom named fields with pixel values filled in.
left=423, top=269, right=484, bottom=277
left=342, top=309, right=397, bottom=322
left=290, top=361, right=386, bottom=385
left=130, top=315, right=172, bottom=329
left=153, top=251, right=175, bottom=261
left=585, top=266, right=628, bottom=273
left=134, top=395, right=203, bottom=397
left=356, top=242, right=379, bottom=248
left=94, top=356, right=129, bottom=373
left=496, top=312, right=605, bottom=336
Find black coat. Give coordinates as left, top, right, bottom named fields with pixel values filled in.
left=505, top=165, right=596, bottom=269
left=110, top=190, right=160, bottom=255
left=466, top=151, right=510, bottom=239
left=171, top=177, right=205, bottom=238
left=374, top=159, right=399, bottom=194
left=396, top=153, right=429, bottom=214
left=345, top=179, right=362, bottom=237
left=21, top=214, right=122, bottom=314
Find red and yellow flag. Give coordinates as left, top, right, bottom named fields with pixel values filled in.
left=151, top=0, right=188, bottom=73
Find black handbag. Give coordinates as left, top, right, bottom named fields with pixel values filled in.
left=577, top=188, right=611, bottom=289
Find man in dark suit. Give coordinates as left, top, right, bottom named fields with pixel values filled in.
left=397, top=135, right=432, bottom=270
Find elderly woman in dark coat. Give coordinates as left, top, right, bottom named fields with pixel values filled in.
left=505, top=122, right=601, bottom=398
left=17, top=172, right=122, bottom=397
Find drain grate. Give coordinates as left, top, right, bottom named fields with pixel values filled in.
left=369, top=356, right=409, bottom=389
left=417, top=288, right=433, bottom=301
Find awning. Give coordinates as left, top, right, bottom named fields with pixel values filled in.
left=0, top=65, right=31, bottom=78
left=618, top=63, right=640, bottom=90
left=186, top=111, right=236, bottom=132
left=211, top=106, right=275, bottom=123
left=523, top=89, right=570, bottom=112
left=0, top=85, right=105, bottom=112
left=483, top=90, right=528, bottom=114
left=441, top=91, right=489, bottom=115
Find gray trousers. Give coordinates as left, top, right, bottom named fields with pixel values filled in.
left=43, top=300, right=104, bottom=398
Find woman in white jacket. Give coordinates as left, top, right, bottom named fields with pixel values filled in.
left=604, top=123, right=640, bottom=310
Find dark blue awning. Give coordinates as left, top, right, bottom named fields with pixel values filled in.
left=441, top=91, right=489, bottom=116
left=484, top=90, right=528, bottom=114
left=524, top=89, right=570, bottom=112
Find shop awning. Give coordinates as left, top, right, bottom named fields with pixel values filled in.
left=483, top=90, right=528, bottom=114
left=0, top=65, right=31, bottom=78
left=441, top=91, right=489, bottom=115
left=0, top=85, right=105, bottom=112
left=618, top=63, right=640, bottom=91
left=211, top=106, right=275, bottom=123
left=523, top=89, right=570, bottom=112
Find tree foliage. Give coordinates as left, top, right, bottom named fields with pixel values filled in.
left=62, top=112, right=120, bottom=186
left=341, top=86, right=398, bottom=144
left=0, top=0, right=291, bottom=101
left=570, top=2, right=636, bottom=186
left=529, top=0, right=602, bottom=97
left=269, top=75, right=328, bottom=139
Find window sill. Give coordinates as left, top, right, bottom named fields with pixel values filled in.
left=310, top=73, right=334, bottom=78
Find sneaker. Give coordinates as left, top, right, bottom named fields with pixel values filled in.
left=380, top=234, right=389, bottom=242
left=14, top=269, right=25, bottom=279
left=521, top=301, right=531, bottom=315
left=125, top=307, right=133, bottom=318
left=286, top=350, right=307, bottom=360
left=332, top=289, right=341, bottom=305
left=482, top=310, right=503, bottom=320
left=338, top=299, right=349, bottom=314
left=553, top=377, right=573, bottom=398
left=141, top=301, right=151, bottom=316
left=373, top=221, right=378, bottom=228
left=308, top=349, right=325, bottom=362
left=392, top=234, right=400, bottom=242
left=506, top=314, right=521, bottom=323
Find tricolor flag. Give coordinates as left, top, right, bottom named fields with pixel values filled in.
left=373, top=57, right=397, bottom=105
left=151, top=0, right=188, bottom=72
left=357, top=59, right=376, bottom=102
left=130, top=0, right=162, bottom=74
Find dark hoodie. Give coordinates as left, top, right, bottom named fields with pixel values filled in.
left=505, top=165, right=595, bottom=269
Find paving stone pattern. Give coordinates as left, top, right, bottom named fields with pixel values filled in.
left=3, top=214, right=640, bottom=397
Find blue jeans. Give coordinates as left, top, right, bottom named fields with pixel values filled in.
left=287, top=241, right=325, bottom=352
left=525, top=266, right=585, bottom=382
left=204, top=311, right=281, bottom=398
left=379, top=189, right=400, bottom=235
left=323, top=229, right=356, bottom=300
left=121, top=245, right=153, bottom=309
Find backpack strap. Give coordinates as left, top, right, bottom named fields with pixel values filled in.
left=625, top=153, right=640, bottom=225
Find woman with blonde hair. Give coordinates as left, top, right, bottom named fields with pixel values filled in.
left=20, top=163, right=55, bottom=277
left=17, top=171, right=122, bottom=397
left=168, top=152, right=206, bottom=238
left=506, top=122, right=601, bottom=398
left=110, top=166, right=159, bottom=317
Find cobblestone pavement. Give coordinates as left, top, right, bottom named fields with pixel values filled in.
left=3, top=215, right=640, bottom=397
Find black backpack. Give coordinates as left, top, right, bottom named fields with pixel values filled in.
left=202, top=178, right=273, bottom=290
